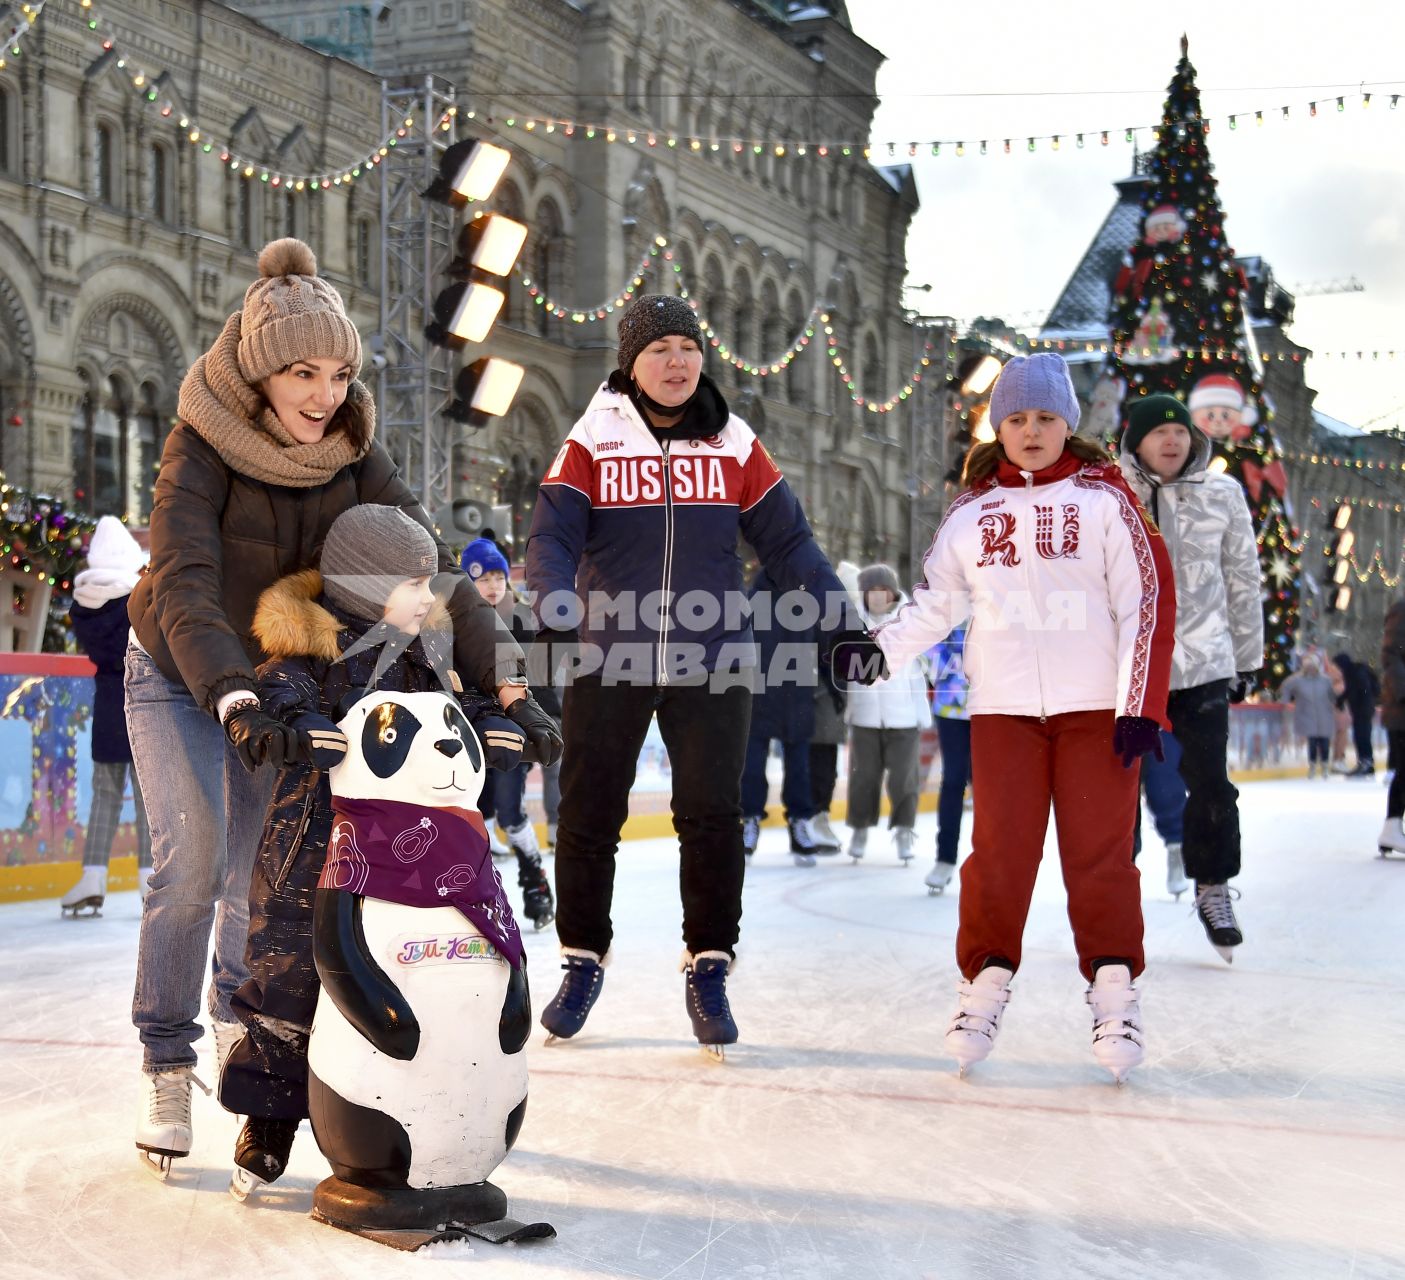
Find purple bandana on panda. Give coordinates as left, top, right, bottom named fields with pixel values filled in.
left=319, top=795, right=524, bottom=969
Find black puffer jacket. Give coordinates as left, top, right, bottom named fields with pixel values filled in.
left=1383, top=597, right=1405, bottom=733
left=128, top=424, right=522, bottom=714
left=249, top=568, right=502, bottom=888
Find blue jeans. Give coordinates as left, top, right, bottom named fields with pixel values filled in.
left=1141, top=729, right=1186, bottom=845
left=740, top=735, right=814, bottom=821
left=125, top=646, right=273, bottom=1071
left=935, top=716, right=971, bottom=865
left=480, top=763, right=529, bottom=830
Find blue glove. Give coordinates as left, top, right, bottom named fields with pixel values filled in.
left=1113, top=716, right=1164, bottom=769
left=472, top=714, right=527, bottom=771
left=291, top=713, right=350, bottom=771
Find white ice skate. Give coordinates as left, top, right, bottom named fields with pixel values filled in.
left=60, top=865, right=107, bottom=917
left=488, top=825, right=511, bottom=860
left=810, top=812, right=840, bottom=849
left=1086, top=964, right=1144, bottom=1084
left=945, top=965, right=1012, bottom=1077
left=894, top=827, right=916, bottom=864
left=135, top=1066, right=211, bottom=1179
left=924, top=860, right=955, bottom=895
left=1378, top=817, right=1405, bottom=858
left=848, top=827, right=868, bottom=862
left=137, top=866, right=155, bottom=901
left=1165, top=842, right=1190, bottom=900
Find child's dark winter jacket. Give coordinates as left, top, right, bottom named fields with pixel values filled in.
left=222, top=568, right=515, bottom=1120
left=70, top=597, right=135, bottom=763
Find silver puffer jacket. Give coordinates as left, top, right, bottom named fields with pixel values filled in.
left=1119, top=426, right=1263, bottom=691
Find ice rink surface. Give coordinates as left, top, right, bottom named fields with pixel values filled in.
left=2, top=775, right=1403, bottom=1279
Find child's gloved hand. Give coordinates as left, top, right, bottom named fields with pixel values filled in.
left=472, top=715, right=527, bottom=771
left=290, top=713, right=349, bottom=771
left=1112, top=715, right=1164, bottom=769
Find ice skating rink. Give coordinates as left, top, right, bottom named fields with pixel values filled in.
left=2, top=775, right=1403, bottom=1280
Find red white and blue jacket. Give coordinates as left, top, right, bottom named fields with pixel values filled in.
left=525, top=382, right=853, bottom=684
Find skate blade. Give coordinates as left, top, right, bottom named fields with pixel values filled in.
left=927, top=885, right=945, bottom=896
left=1213, top=945, right=1236, bottom=964
left=792, top=854, right=816, bottom=868
left=531, top=914, right=556, bottom=932
left=229, top=1166, right=270, bottom=1203
left=137, top=1147, right=183, bottom=1180
left=61, top=901, right=103, bottom=917
left=700, top=1044, right=727, bottom=1061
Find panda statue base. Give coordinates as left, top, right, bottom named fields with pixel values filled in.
left=304, top=692, right=555, bottom=1252
left=311, top=1175, right=554, bottom=1251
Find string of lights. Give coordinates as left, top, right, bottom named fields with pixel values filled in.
left=0, top=0, right=46, bottom=74
left=480, top=88, right=1399, bottom=161
left=517, top=237, right=669, bottom=320
left=679, top=288, right=823, bottom=377
left=1287, top=451, right=1405, bottom=474
left=987, top=332, right=1405, bottom=363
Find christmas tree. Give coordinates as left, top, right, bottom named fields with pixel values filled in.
left=1098, top=36, right=1299, bottom=689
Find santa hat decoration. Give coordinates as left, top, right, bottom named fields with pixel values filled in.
left=1187, top=374, right=1245, bottom=412
left=1144, top=205, right=1182, bottom=233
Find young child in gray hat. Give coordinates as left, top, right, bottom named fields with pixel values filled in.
left=219, top=503, right=532, bottom=1198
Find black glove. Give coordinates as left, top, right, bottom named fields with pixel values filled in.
left=224, top=703, right=303, bottom=774
left=503, top=691, right=564, bottom=766
left=472, top=714, right=528, bottom=771
left=828, top=629, right=888, bottom=687
left=1112, top=715, right=1165, bottom=769
left=1228, top=672, right=1254, bottom=704
left=529, top=626, right=580, bottom=686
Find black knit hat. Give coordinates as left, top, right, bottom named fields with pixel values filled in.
left=320, top=505, right=438, bottom=622
left=1125, top=393, right=1192, bottom=455
left=617, top=294, right=705, bottom=376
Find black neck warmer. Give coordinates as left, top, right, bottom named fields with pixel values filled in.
left=607, top=370, right=729, bottom=441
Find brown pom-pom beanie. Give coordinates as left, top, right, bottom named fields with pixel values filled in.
left=236, top=238, right=363, bottom=384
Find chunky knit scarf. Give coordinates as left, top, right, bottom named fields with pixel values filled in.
left=176, top=313, right=373, bottom=488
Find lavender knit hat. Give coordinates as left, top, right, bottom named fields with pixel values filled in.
left=988, top=353, right=1081, bottom=431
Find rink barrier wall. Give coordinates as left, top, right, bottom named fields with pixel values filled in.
left=0, top=653, right=1383, bottom=903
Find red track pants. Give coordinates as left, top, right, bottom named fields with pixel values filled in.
left=959, top=710, right=1144, bottom=982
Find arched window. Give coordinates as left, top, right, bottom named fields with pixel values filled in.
left=71, top=370, right=97, bottom=512
left=624, top=56, right=641, bottom=111
left=95, top=122, right=118, bottom=204
left=150, top=143, right=172, bottom=222
left=863, top=332, right=883, bottom=403
left=733, top=269, right=754, bottom=384
left=282, top=192, right=302, bottom=241
left=237, top=178, right=259, bottom=250
left=96, top=376, right=132, bottom=517
left=646, top=66, right=666, bottom=126
left=0, top=86, right=15, bottom=175
left=532, top=200, right=564, bottom=339
left=137, top=382, right=162, bottom=519
left=786, top=289, right=809, bottom=407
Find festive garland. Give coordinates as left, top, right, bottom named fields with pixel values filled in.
left=820, top=318, right=938, bottom=414
left=1285, top=451, right=1405, bottom=473
left=1310, top=494, right=1405, bottom=515
left=0, top=472, right=97, bottom=589
left=518, top=237, right=669, bottom=320
left=983, top=332, right=1405, bottom=364
left=679, top=288, right=824, bottom=378
left=0, top=0, right=46, bottom=74
left=480, top=88, right=1399, bottom=161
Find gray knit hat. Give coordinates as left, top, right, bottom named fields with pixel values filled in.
left=857, top=564, right=901, bottom=598
left=989, top=353, right=1081, bottom=431
left=320, top=505, right=438, bottom=622
left=617, top=294, right=705, bottom=376
left=237, top=238, right=363, bottom=385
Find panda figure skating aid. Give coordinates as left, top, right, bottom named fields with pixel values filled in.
left=305, top=691, right=554, bottom=1251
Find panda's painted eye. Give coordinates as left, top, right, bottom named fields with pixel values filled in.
left=383, top=727, right=397, bottom=744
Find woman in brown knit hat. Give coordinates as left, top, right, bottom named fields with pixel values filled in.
left=125, top=238, right=560, bottom=1178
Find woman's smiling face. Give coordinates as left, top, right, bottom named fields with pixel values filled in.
left=263, top=358, right=352, bottom=443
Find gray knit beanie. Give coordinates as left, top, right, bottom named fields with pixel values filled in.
left=617, top=294, right=705, bottom=376
left=857, top=563, right=901, bottom=599
left=320, top=505, right=439, bottom=622
left=237, top=238, right=363, bottom=385
left=988, top=353, right=1081, bottom=431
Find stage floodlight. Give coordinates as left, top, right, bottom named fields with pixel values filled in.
left=425, top=281, right=506, bottom=348
left=424, top=139, right=512, bottom=206
left=445, top=357, right=525, bottom=426
left=451, top=213, right=528, bottom=279
left=957, top=353, right=1002, bottom=397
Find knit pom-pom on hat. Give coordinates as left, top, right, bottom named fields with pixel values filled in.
left=237, top=237, right=362, bottom=384
left=257, top=237, right=318, bottom=280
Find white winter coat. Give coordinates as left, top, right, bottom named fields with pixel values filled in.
left=874, top=455, right=1175, bottom=723
left=845, top=592, right=933, bottom=729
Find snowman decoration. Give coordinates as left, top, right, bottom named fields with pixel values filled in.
left=305, top=690, right=553, bottom=1251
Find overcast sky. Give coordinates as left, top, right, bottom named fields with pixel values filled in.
left=846, top=0, right=1404, bottom=432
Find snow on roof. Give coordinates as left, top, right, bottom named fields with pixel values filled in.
left=1312, top=409, right=1366, bottom=438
